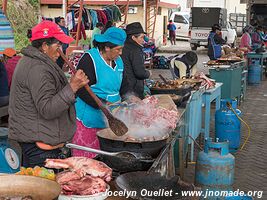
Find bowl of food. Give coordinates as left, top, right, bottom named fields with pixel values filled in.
left=58, top=184, right=110, bottom=200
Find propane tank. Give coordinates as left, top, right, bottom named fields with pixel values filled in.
left=215, top=99, right=241, bottom=152
left=195, top=138, right=235, bottom=200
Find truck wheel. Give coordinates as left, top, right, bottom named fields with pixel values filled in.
left=191, top=45, right=197, bottom=51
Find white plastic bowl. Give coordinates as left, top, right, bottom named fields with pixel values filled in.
left=58, top=184, right=110, bottom=200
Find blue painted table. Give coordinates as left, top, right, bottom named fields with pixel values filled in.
left=187, top=88, right=205, bottom=161
left=201, top=83, right=223, bottom=140
left=247, top=52, right=267, bottom=80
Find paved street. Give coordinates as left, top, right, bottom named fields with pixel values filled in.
left=151, top=40, right=209, bottom=80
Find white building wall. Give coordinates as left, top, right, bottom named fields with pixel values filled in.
left=225, top=0, right=246, bottom=14
left=193, top=0, right=226, bottom=8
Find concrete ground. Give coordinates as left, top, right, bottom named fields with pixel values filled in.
left=151, top=40, right=267, bottom=199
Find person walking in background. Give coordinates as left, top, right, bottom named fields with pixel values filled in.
left=90, top=22, right=104, bottom=48
left=167, top=20, right=177, bottom=45
left=55, top=17, right=70, bottom=68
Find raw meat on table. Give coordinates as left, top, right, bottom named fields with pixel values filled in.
left=58, top=172, right=107, bottom=195
left=45, top=157, right=112, bottom=195
left=45, top=157, right=112, bottom=182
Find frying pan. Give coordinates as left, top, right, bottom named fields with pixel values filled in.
left=115, top=171, right=200, bottom=200
left=96, top=129, right=168, bottom=172
left=97, top=128, right=168, bottom=157
left=0, top=174, right=61, bottom=199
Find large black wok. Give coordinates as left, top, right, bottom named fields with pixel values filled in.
left=97, top=128, right=169, bottom=172
left=115, top=171, right=200, bottom=200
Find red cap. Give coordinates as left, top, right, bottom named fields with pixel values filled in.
left=30, top=20, right=74, bottom=44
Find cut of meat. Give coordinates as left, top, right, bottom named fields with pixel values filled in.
left=45, top=157, right=112, bottom=182
left=127, top=96, right=179, bottom=129
left=56, top=170, right=80, bottom=185
left=45, top=157, right=111, bottom=196
left=112, top=95, right=179, bottom=141
left=61, top=175, right=107, bottom=195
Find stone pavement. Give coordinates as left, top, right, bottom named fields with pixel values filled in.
left=180, top=80, right=267, bottom=199
left=150, top=53, right=267, bottom=199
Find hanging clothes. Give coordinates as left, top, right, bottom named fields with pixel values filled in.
left=66, top=12, right=74, bottom=30
left=82, top=8, right=90, bottom=30
left=85, top=9, right=93, bottom=30
left=103, top=9, right=112, bottom=21
left=108, top=5, right=122, bottom=22
left=89, top=9, right=99, bottom=29
left=72, top=23, right=87, bottom=40
left=103, top=7, right=113, bottom=21
left=96, top=10, right=108, bottom=25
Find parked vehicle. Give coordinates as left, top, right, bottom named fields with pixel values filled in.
left=247, top=0, right=267, bottom=27
left=189, top=7, right=237, bottom=50
left=229, top=13, right=246, bottom=37
left=169, top=12, right=190, bottom=40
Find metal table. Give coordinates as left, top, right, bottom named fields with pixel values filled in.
left=208, top=61, right=244, bottom=101
left=247, top=52, right=267, bottom=80
left=187, top=88, right=205, bottom=161
left=201, top=83, right=223, bottom=140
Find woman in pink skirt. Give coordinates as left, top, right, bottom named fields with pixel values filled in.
left=72, top=27, right=127, bottom=158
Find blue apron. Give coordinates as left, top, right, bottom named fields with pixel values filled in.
left=75, top=48, right=124, bottom=128
left=208, top=32, right=222, bottom=59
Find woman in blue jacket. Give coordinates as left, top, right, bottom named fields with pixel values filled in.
left=207, top=24, right=226, bottom=60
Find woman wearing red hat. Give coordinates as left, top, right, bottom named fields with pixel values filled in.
left=8, top=21, right=89, bottom=168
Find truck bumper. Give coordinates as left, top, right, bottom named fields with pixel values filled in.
left=190, top=39, right=208, bottom=47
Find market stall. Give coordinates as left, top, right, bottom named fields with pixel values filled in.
left=205, top=45, right=247, bottom=102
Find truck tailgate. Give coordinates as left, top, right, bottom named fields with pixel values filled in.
left=191, top=29, right=209, bottom=40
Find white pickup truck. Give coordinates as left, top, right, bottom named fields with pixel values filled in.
left=189, top=7, right=237, bottom=50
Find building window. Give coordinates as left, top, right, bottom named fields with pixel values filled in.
left=173, top=15, right=184, bottom=23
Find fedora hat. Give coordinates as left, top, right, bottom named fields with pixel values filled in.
left=125, top=22, right=146, bottom=35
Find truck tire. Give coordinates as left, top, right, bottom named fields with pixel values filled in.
left=191, top=44, right=197, bottom=51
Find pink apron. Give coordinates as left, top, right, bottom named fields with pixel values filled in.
left=72, top=120, right=101, bottom=158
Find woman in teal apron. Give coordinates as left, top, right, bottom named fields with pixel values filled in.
left=72, top=27, right=126, bottom=158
